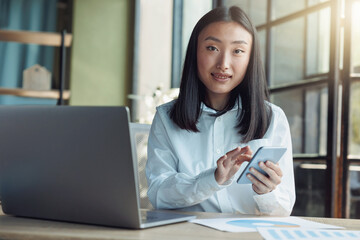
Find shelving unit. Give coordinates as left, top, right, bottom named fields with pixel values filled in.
left=0, top=29, right=72, bottom=104
left=0, top=87, right=70, bottom=99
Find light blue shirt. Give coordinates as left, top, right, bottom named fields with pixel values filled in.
left=146, top=99, right=295, bottom=215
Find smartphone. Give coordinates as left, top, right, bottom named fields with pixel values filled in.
left=236, top=146, right=287, bottom=184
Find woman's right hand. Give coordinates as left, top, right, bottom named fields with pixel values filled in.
left=215, top=146, right=252, bottom=185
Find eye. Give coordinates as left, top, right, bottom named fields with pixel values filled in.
left=206, top=46, right=218, bottom=51
left=234, top=49, right=244, bottom=54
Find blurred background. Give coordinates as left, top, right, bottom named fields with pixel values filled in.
left=0, top=0, right=359, bottom=219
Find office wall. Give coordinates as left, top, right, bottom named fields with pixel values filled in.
left=69, top=0, right=132, bottom=106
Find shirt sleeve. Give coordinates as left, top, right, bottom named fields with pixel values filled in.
left=252, top=108, right=296, bottom=216
left=146, top=110, right=229, bottom=209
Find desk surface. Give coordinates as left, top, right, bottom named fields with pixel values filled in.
left=1, top=208, right=360, bottom=240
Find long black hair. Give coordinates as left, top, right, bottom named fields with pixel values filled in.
left=170, top=6, right=272, bottom=143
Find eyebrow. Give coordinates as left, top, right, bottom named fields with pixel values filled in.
left=204, top=36, right=248, bottom=45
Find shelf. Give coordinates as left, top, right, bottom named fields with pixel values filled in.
left=0, top=87, right=70, bottom=100
left=0, top=29, right=72, bottom=104
left=0, top=30, right=72, bottom=47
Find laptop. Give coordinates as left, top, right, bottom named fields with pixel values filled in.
left=0, top=106, right=195, bottom=228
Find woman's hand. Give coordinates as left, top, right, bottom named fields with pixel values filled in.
left=247, top=160, right=283, bottom=194
left=215, top=146, right=252, bottom=185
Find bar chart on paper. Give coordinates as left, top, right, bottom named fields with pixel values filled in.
left=258, top=227, right=360, bottom=240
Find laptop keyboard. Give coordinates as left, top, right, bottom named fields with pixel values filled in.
left=140, top=209, right=195, bottom=226
left=141, top=209, right=159, bottom=222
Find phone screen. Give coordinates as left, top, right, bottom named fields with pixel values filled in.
left=236, top=146, right=287, bottom=184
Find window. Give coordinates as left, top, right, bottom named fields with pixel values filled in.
left=344, top=0, right=360, bottom=218
left=131, top=0, right=212, bottom=123
left=131, top=0, right=173, bottom=123
left=220, top=0, right=360, bottom=218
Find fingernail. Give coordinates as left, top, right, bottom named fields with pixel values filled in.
left=250, top=168, right=254, bottom=172
left=247, top=174, right=251, bottom=179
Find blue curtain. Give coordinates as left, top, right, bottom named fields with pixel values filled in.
left=0, top=0, right=57, bottom=104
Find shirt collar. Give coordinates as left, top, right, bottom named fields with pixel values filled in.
left=200, top=97, right=242, bottom=114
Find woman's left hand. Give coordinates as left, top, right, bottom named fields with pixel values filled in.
left=247, top=160, right=283, bottom=195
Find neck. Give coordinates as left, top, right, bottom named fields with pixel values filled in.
left=204, top=93, right=230, bottom=111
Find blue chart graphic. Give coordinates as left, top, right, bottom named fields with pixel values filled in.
left=258, top=229, right=360, bottom=239
left=226, top=220, right=299, bottom=229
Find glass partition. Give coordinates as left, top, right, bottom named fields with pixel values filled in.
left=351, top=1, right=360, bottom=74
left=271, top=0, right=305, bottom=20
left=270, top=17, right=305, bottom=86
left=222, top=0, right=267, bottom=26
left=306, top=7, right=330, bottom=76
left=349, top=164, right=360, bottom=218
left=293, top=161, right=327, bottom=217
left=350, top=82, right=360, bottom=157
left=271, top=85, right=328, bottom=155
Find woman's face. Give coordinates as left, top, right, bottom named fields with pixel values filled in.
left=197, top=21, right=253, bottom=105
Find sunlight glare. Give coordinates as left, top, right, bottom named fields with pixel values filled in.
left=352, top=1, right=360, bottom=71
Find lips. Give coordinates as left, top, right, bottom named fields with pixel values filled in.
left=211, top=72, right=232, bottom=82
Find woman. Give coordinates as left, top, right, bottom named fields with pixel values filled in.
left=146, top=6, right=295, bottom=216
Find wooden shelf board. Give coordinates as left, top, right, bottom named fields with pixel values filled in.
left=0, top=87, right=70, bottom=100
left=0, top=30, right=72, bottom=47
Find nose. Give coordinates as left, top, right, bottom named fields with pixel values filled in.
left=217, top=52, right=230, bottom=71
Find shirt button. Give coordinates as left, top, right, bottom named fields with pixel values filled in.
left=216, top=149, right=221, bottom=154
left=217, top=117, right=222, bottom=121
